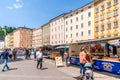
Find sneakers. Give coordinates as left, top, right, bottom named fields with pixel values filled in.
left=2, top=70, right=5, bottom=72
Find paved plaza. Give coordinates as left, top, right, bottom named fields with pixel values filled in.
left=0, top=55, right=120, bottom=80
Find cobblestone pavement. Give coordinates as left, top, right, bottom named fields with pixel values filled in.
left=44, top=57, right=120, bottom=80
left=0, top=55, right=75, bottom=80
left=0, top=55, right=120, bottom=80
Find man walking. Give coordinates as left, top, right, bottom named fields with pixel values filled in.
left=0, top=48, right=10, bottom=72
left=36, top=47, right=43, bottom=69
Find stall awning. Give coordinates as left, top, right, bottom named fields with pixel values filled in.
left=55, top=46, right=69, bottom=49
left=108, top=39, right=120, bottom=46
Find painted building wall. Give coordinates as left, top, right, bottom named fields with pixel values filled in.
left=65, top=2, right=94, bottom=44
left=94, top=0, right=120, bottom=39
left=42, top=23, right=50, bottom=46
left=50, top=15, right=65, bottom=46
left=32, top=27, right=42, bottom=48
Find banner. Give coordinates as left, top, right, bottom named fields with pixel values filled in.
left=94, top=59, right=120, bottom=75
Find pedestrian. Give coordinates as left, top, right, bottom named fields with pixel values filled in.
left=8, top=48, right=13, bottom=61
left=0, top=48, right=10, bottom=72
left=33, top=48, right=37, bottom=61
left=79, top=47, right=88, bottom=76
left=12, top=48, right=17, bottom=61
left=36, top=47, right=43, bottom=69
left=64, top=51, right=69, bottom=67
left=25, top=48, right=29, bottom=60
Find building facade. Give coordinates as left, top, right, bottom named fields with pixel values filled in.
left=41, top=23, right=50, bottom=46
left=13, top=27, right=32, bottom=48
left=50, top=14, right=65, bottom=46
left=0, top=40, right=5, bottom=49
left=94, top=0, right=120, bottom=39
left=65, top=2, right=94, bottom=44
left=5, top=33, right=14, bottom=48
left=32, top=27, right=42, bottom=48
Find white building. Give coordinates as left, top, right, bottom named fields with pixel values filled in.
left=64, top=2, right=94, bottom=44
left=32, top=27, right=42, bottom=48
left=50, top=14, right=65, bottom=46
left=0, top=40, right=5, bottom=49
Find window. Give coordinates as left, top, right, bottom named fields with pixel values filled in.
left=88, top=12, right=91, bottom=17
left=61, top=25, right=63, bottom=30
left=81, top=23, right=84, bottom=28
left=81, top=15, right=83, bottom=20
left=107, top=23, right=111, bottom=29
left=70, top=26, right=72, bottom=31
left=114, top=9, right=118, bottom=16
left=107, top=35, right=111, bottom=37
left=101, top=5, right=104, bottom=10
left=66, top=28, right=68, bottom=31
left=96, top=8, right=99, bottom=13
left=52, top=29, right=53, bottom=32
left=88, top=30, right=91, bottom=35
left=101, top=25, right=104, bottom=31
left=114, top=21, right=118, bottom=27
left=70, top=19, right=72, bottom=23
left=96, top=27, right=99, bottom=32
left=71, top=34, right=72, bottom=38
left=114, top=34, right=118, bottom=36
left=107, top=12, right=111, bottom=18
left=88, top=21, right=91, bottom=26
left=101, top=36, right=104, bottom=38
left=88, top=6, right=91, bottom=9
left=101, top=14, right=104, bottom=20
left=55, top=27, right=57, bottom=31
left=114, top=0, right=118, bottom=4
left=76, top=17, right=78, bottom=21
left=66, top=21, right=68, bottom=25
left=95, top=16, right=99, bottom=22
left=66, top=35, right=68, bottom=38
left=81, top=31, right=83, bottom=36
left=107, top=2, right=111, bottom=8
left=81, top=9, right=84, bottom=12
left=76, top=25, right=78, bottom=29
left=76, top=32, right=78, bottom=37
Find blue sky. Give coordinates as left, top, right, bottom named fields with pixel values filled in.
left=0, top=0, right=93, bottom=28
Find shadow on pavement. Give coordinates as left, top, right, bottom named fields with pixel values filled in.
left=41, top=67, right=48, bottom=70
left=9, top=68, right=18, bottom=71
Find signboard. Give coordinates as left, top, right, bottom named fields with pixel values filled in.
left=55, top=56, right=63, bottom=67
left=94, top=59, right=120, bottom=75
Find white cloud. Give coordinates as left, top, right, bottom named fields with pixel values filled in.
left=7, top=6, right=13, bottom=10
left=6, top=0, right=23, bottom=9
left=13, top=3, right=23, bottom=9
left=16, top=0, right=21, bottom=2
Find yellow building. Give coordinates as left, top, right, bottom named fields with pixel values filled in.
left=94, top=0, right=120, bottom=39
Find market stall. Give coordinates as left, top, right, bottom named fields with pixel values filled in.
left=69, top=38, right=120, bottom=75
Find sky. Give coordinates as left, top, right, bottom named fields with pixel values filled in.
left=0, top=0, right=93, bottom=28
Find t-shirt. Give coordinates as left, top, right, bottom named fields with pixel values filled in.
left=79, top=51, right=87, bottom=63
left=36, top=51, right=43, bottom=59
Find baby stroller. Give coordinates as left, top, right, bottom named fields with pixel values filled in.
left=83, top=62, right=94, bottom=80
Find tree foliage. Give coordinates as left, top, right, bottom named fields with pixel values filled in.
left=0, top=25, right=16, bottom=37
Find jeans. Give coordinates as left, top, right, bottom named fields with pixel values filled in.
left=80, top=63, right=85, bottom=74
left=37, top=58, right=42, bottom=69
left=2, top=59, right=9, bottom=71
